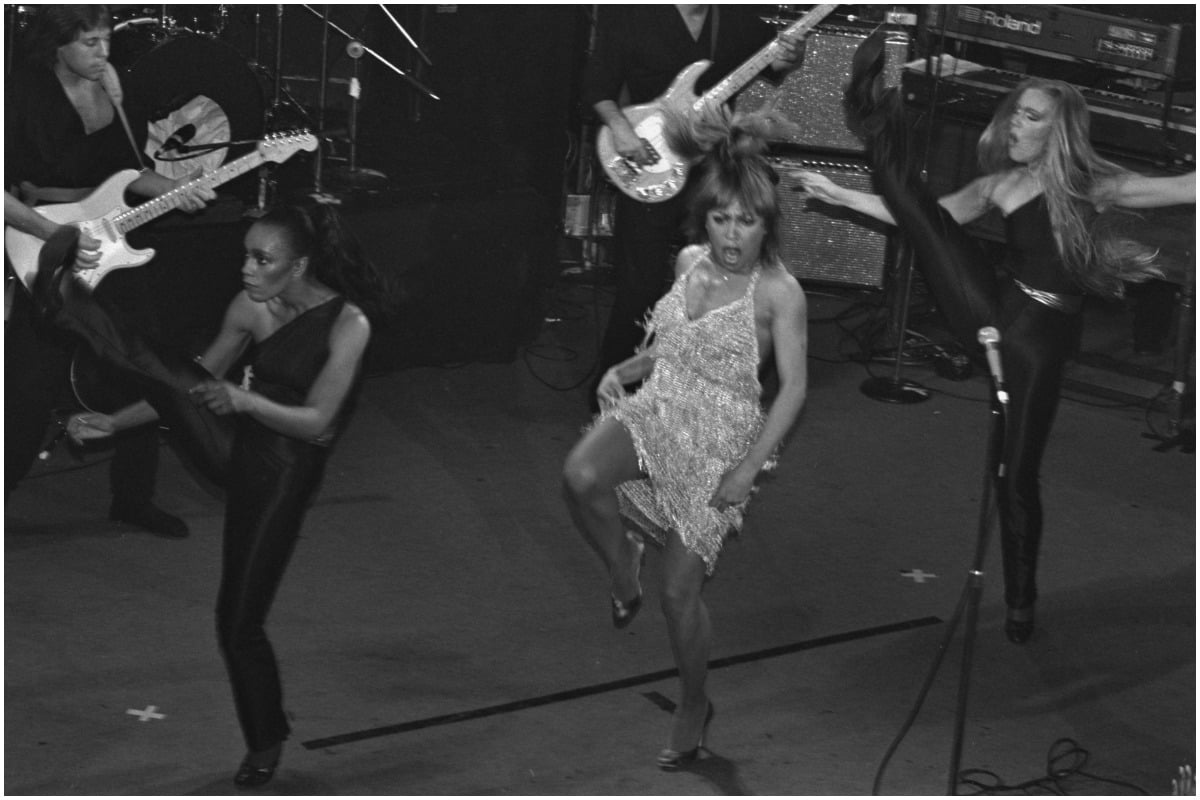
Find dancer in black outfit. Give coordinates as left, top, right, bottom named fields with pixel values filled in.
left=794, top=36, right=1195, bottom=644
left=39, top=199, right=398, bottom=786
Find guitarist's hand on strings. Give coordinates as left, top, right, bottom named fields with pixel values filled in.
left=171, top=168, right=217, bottom=213
left=129, top=167, right=216, bottom=214
left=70, top=229, right=102, bottom=271
left=770, top=31, right=806, bottom=74
left=611, top=118, right=658, bottom=167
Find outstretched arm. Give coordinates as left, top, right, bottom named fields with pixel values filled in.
left=1094, top=171, right=1196, bottom=209
left=791, top=171, right=995, bottom=226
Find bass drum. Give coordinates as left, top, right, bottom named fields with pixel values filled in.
left=125, top=35, right=264, bottom=191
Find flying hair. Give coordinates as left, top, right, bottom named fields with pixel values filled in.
left=664, top=104, right=797, bottom=264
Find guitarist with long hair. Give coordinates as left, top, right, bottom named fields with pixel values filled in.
left=5, top=5, right=215, bottom=534
left=580, top=5, right=806, bottom=411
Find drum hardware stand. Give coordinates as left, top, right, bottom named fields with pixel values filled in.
left=861, top=239, right=932, bottom=403
left=249, top=5, right=318, bottom=214
left=324, top=40, right=390, bottom=191
left=298, top=4, right=440, bottom=196
left=310, top=5, right=339, bottom=204
left=377, top=4, right=434, bottom=68
left=862, top=27, right=946, bottom=406
left=300, top=4, right=439, bottom=101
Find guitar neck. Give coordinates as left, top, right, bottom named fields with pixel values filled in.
left=697, top=4, right=838, bottom=110
left=114, top=149, right=265, bottom=234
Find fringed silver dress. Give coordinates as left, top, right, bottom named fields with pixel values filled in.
left=601, top=244, right=771, bottom=574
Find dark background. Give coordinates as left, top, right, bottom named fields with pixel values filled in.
left=5, top=4, right=1194, bottom=368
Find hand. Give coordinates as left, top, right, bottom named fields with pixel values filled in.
left=66, top=411, right=116, bottom=445
left=72, top=229, right=102, bottom=270
left=173, top=168, right=216, bottom=213
left=790, top=170, right=842, bottom=206
left=770, top=33, right=806, bottom=73
left=708, top=464, right=757, bottom=513
left=189, top=379, right=250, bottom=415
left=1172, top=765, right=1194, bottom=795
left=596, top=368, right=627, bottom=409
left=611, top=123, right=656, bottom=167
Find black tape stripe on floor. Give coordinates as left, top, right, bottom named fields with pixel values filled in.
left=302, top=616, right=941, bottom=750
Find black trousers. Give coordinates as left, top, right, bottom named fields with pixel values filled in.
left=218, top=420, right=327, bottom=752
left=5, top=284, right=161, bottom=505
left=56, top=277, right=328, bottom=753
left=879, top=197, right=1082, bottom=612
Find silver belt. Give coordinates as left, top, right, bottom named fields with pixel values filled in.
left=1015, top=279, right=1083, bottom=314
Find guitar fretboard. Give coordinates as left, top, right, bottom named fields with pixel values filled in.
left=114, top=149, right=265, bottom=234
left=697, top=4, right=838, bottom=111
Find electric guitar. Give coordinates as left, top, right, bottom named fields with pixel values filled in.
left=5, top=130, right=318, bottom=294
left=596, top=4, right=837, bottom=203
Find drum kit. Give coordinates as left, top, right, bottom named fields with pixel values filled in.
left=9, top=4, right=439, bottom=205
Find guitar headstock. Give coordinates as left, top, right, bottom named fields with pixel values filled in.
left=258, top=130, right=319, bottom=162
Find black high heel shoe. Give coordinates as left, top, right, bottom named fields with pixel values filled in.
left=233, top=743, right=282, bottom=788
left=657, top=702, right=715, bottom=770
left=1005, top=607, right=1035, bottom=644
left=611, top=533, right=645, bottom=629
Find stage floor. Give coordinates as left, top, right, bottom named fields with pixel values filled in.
left=5, top=276, right=1194, bottom=795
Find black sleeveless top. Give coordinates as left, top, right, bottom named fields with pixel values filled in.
left=1002, top=195, right=1083, bottom=297
left=248, top=296, right=354, bottom=445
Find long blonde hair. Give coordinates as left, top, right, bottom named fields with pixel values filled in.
left=977, top=78, right=1158, bottom=297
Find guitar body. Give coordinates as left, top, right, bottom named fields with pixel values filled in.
left=5, top=169, right=155, bottom=293
left=595, top=4, right=838, bottom=204
left=595, top=60, right=711, bottom=203
left=4, top=130, right=318, bottom=296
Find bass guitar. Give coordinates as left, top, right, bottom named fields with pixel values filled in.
left=596, top=4, right=836, bottom=203
left=5, top=130, right=318, bottom=294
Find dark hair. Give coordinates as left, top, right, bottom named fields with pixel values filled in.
left=667, top=106, right=787, bottom=265
left=25, top=5, right=112, bottom=68
left=255, top=199, right=402, bottom=321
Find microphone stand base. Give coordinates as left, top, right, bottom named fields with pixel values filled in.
left=861, top=376, right=931, bottom=404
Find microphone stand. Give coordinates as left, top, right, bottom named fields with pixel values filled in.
left=872, top=330, right=1006, bottom=795
left=946, top=375, right=1005, bottom=793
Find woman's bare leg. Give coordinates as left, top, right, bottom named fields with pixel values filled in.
left=660, top=531, right=713, bottom=752
left=562, top=417, right=646, bottom=603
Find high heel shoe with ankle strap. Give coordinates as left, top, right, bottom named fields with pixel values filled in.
left=610, top=533, right=645, bottom=629
left=657, top=702, right=715, bottom=770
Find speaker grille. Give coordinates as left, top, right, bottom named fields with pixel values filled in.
left=739, top=26, right=910, bottom=153
left=773, top=156, right=893, bottom=288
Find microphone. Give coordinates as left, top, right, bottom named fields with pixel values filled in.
left=157, top=124, right=196, bottom=156
left=977, top=326, right=1008, bottom=405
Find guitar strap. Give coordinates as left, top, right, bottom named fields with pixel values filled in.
left=100, top=64, right=149, bottom=171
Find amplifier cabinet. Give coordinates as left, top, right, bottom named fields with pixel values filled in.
left=771, top=156, right=895, bottom=288
left=738, top=26, right=910, bottom=154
